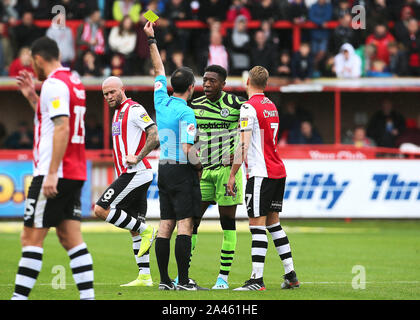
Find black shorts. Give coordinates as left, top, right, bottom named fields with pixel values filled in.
left=24, top=176, right=84, bottom=228
left=96, top=170, right=153, bottom=219
left=158, top=162, right=201, bottom=221
left=245, top=177, right=286, bottom=218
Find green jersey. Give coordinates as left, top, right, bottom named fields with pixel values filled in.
left=190, top=92, right=246, bottom=170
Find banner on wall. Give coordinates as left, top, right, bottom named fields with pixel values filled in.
left=145, top=159, right=420, bottom=219
left=0, top=161, right=92, bottom=218
left=2, top=159, right=420, bottom=219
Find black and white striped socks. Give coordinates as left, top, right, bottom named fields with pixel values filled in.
left=106, top=208, right=147, bottom=233
left=67, top=243, right=95, bottom=300
left=250, top=226, right=268, bottom=279
left=132, top=235, right=150, bottom=275
left=267, top=222, right=295, bottom=274
left=11, top=246, right=43, bottom=300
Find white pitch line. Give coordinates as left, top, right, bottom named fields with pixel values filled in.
left=1, top=281, right=419, bottom=287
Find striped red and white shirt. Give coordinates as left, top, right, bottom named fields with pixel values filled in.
left=112, top=98, right=155, bottom=177
left=240, top=93, right=286, bottom=180
left=33, top=67, right=87, bottom=180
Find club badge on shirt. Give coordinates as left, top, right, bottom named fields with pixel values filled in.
left=112, top=121, right=121, bottom=136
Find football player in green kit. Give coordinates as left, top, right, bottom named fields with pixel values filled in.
left=188, top=65, right=246, bottom=289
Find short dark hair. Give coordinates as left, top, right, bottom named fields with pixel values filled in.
left=170, top=67, right=195, bottom=94
left=204, top=65, right=227, bottom=81
left=31, top=37, right=60, bottom=62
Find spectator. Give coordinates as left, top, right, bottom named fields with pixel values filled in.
left=394, top=5, right=415, bottom=42
left=161, top=0, right=192, bottom=52
left=110, top=53, right=124, bottom=76
left=76, top=8, right=105, bottom=65
left=8, top=46, right=34, bottom=77
left=388, top=41, right=408, bottom=76
left=226, top=0, right=252, bottom=22
left=4, top=121, right=33, bottom=149
left=17, top=0, right=49, bottom=20
left=1, top=0, right=19, bottom=23
left=55, top=0, right=86, bottom=20
left=108, top=15, right=138, bottom=75
left=75, top=50, right=103, bottom=77
left=367, top=99, right=406, bottom=148
left=366, top=0, right=390, bottom=33
left=112, top=0, right=142, bottom=24
left=308, top=0, right=332, bottom=69
left=366, top=59, right=393, bottom=77
left=396, top=114, right=420, bottom=148
left=365, top=23, right=396, bottom=67
left=279, top=100, right=313, bottom=137
left=332, top=13, right=357, bottom=54
left=252, top=0, right=280, bottom=22
left=10, top=11, right=44, bottom=53
left=198, top=0, right=229, bottom=24
left=261, top=19, right=280, bottom=49
left=226, top=15, right=250, bottom=76
left=334, top=43, right=362, bottom=78
left=85, top=116, right=104, bottom=149
left=205, top=30, right=229, bottom=72
left=333, top=0, right=351, bottom=19
left=46, top=13, right=75, bottom=67
left=289, top=0, right=308, bottom=25
left=287, top=120, right=323, bottom=144
left=400, top=18, right=420, bottom=76
left=276, top=50, right=292, bottom=77
left=167, top=50, right=185, bottom=75
left=291, top=42, right=314, bottom=81
left=250, top=29, right=277, bottom=74
left=343, top=126, right=376, bottom=147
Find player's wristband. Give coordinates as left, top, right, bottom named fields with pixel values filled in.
left=148, top=38, right=157, bottom=45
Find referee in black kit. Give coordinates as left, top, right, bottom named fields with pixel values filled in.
left=144, top=21, right=208, bottom=291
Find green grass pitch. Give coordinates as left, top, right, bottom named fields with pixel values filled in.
left=0, top=220, right=419, bottom=300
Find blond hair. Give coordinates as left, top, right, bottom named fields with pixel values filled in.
left=249, top=66, right=269, bottom=90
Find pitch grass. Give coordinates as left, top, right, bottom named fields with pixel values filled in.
left=0, top=220, right=419, bottom=300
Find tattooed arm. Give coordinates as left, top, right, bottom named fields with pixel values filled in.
left=126, top=124, right=160, bottom=165
left=43, top=116, right=70, bottom=198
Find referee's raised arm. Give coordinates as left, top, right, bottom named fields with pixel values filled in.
left=144, top=21, right=165, bottom=77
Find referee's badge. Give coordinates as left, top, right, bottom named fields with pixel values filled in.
left=187, top=124, right=196, bottom=136
left=220, top=108, right=230, bottom=118
left=154, top=81, right=163, bottom=90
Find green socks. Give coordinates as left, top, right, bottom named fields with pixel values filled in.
left=218, top=230, right=237, bottom=282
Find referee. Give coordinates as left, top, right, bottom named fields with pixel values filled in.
left=144, top=22, right=207, bottom=291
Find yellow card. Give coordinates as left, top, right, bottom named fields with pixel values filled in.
left=143, top=10, right=159, bottom=23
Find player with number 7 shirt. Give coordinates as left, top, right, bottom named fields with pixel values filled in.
left=227, top=66, right=300, bottom=291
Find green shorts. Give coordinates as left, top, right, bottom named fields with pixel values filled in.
left=200, top=166, right=243, bottom=206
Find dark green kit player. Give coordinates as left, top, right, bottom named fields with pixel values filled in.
left=191, top=65, right=245, bottom=289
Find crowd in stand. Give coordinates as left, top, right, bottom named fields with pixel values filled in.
left=0, top=0, right=420, bottom=79
left=0, top=0, right=420, bottom=151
